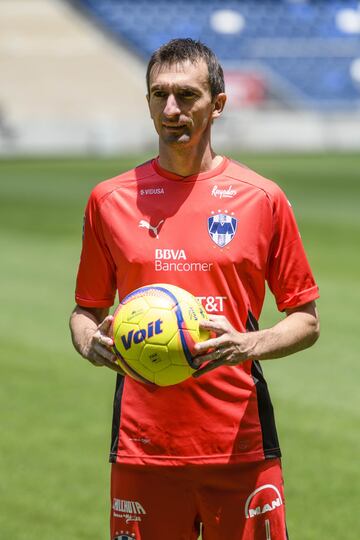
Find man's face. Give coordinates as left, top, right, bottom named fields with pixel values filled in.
left=147, top=59, right=220, bottom=147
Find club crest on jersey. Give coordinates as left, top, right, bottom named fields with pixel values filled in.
left=208, top=211, right=237, bottom=247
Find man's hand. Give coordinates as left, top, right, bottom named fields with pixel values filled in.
left=192, top=315, right=252, bottom=378
left=192, top=301, right=320, bottom=378
left=70, top=306, right=125, bottom=375
left=84, top=316, right=124, bottom=374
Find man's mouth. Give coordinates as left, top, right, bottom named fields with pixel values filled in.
left=162, top=124, right=187, bottom=130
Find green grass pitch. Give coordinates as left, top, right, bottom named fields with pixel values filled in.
left=0, top=152, right=359, bottom=540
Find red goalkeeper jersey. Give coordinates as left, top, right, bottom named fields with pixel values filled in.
left=75, top=157, right=319, bottom=465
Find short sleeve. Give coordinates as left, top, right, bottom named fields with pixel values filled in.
left=266, top=188, right=319, bottom=311
left=75, top=190, right=117, bottom=307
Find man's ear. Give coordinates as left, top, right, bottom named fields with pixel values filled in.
left=212, top=93, right=227, bottom=120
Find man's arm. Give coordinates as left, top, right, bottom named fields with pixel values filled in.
left=69, top=305, right=124, bottom=374
left=193, top=301, right=320, bottom=377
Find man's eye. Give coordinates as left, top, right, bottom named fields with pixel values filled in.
left=153, top=91, right=167, bottom=98
left=180, top=91, right=196, bottom=98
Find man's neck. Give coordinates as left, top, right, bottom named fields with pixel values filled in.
left=158, top=143, right=222, bottom=177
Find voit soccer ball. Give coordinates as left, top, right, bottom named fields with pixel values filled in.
left=112, top=284, right=210, bottom=386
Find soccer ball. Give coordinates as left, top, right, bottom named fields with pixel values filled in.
left=112, top=283, right=210, bottom=386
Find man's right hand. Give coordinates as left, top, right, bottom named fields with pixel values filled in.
left=70, top=306, right=125, bottom=375
left=85, top=316, right=125, bottom=374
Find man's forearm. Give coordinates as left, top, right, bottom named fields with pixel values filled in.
left=248, top=304, right=320, bottom=361
left=193, top=301, right=320, bottom=376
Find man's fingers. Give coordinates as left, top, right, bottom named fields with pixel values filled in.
left=206, top=314, right=227, bottom=323
left=93, top=341, right=117, bottom=363
left=94, top=316, right=115, bottom=348
left=192, top=342, right=231, bottom=368
left=91, top=357, right=125, bottom=375
left=193, top=359, right=223, bottom=378
left=98, top=315, right=114, bottom=336
left=97, top=333, right=114, bottom=348
left=194, top=339, right=216, bottom=355
left=88, top=346, right=125, bottom=375
left=101, top=359, right=125, bottom=375
left=199, top=317, right=227, bottom=334
left=192, top=351, right=215, bottom=368
left=194, top=334, right=227, bottom=355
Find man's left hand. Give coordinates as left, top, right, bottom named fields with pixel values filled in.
left=192, top=315, right=253, bottom=377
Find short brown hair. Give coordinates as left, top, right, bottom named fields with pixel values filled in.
left=146, top=38, right=225, bottom=98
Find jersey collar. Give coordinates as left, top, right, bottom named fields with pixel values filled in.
left=152, top=156, right=229, bottom=182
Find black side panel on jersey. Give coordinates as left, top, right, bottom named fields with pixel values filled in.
left=247, top=311, right=281, bottom=459
left=109, top=374, right=125, bottom=462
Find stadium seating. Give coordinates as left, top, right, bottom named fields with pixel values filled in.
left=74, top=0, right=360, bottom=110
left=0, top=0, right=153, bottom=153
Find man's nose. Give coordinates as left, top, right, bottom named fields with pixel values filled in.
left=163, top=94, right=180, bottom=117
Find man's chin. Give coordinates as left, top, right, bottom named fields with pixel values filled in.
left=163, top=133, right=191, bottom=145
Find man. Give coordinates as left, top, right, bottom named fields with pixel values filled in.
left=70, top=38, right=320, bottom=540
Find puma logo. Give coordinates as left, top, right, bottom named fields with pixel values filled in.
left=138, top=219, right=164, bottom=239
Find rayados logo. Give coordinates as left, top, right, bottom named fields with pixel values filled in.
left=244, top=484, right=283, bottom=519
left=211, top=185, right=237, bottom=199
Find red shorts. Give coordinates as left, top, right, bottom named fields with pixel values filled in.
left=110, top=458, right=289, bottom=540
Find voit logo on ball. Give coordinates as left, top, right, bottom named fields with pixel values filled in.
left=245, top=484, right=283, bottom=519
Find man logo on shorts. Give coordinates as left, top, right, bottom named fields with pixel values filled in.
left=245, top=484, right=283, bottom=519
left=113, top=534, right=136, bottom=540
